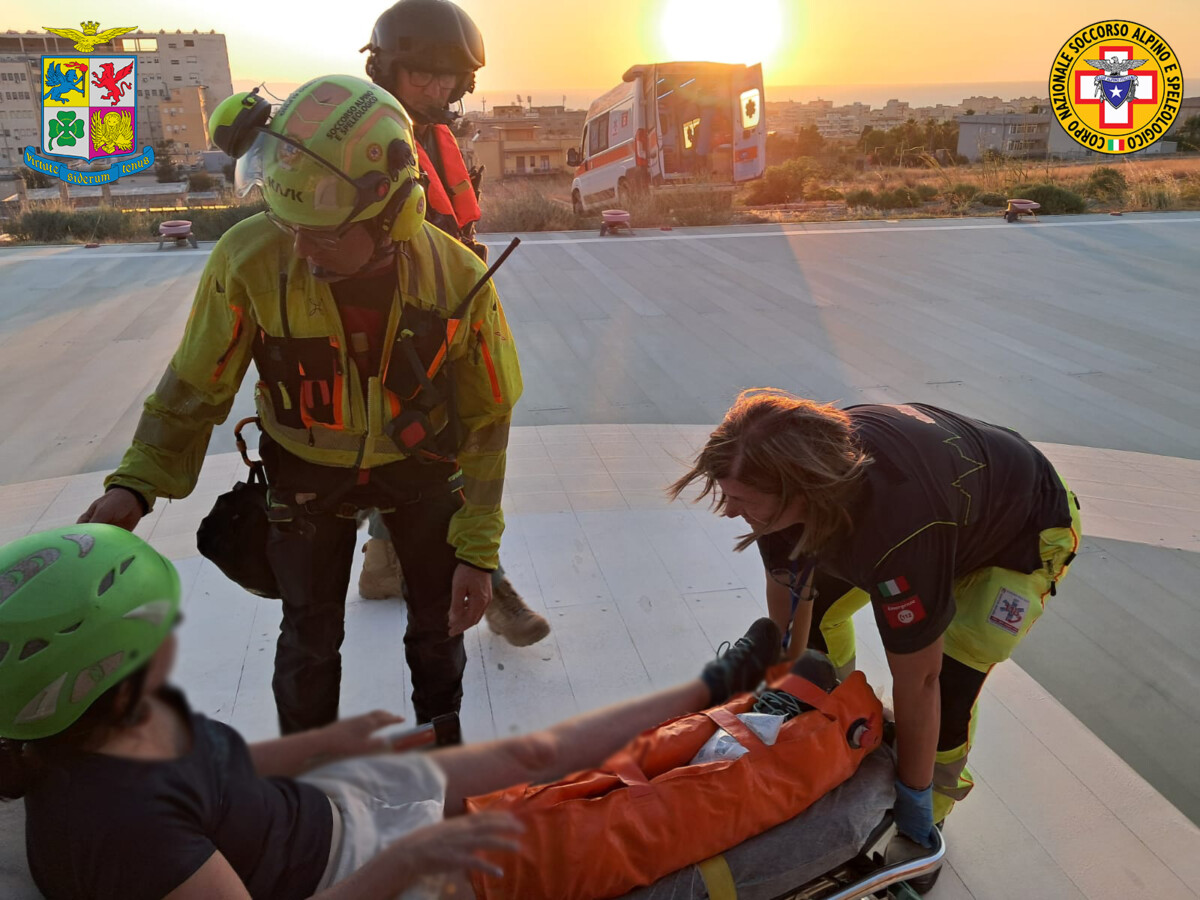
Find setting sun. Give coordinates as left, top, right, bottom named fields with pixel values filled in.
left=660, top=0, right=783, bottom=66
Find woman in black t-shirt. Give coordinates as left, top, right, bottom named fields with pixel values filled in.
left=0, top=524, right=776, bottom=900
left=671, top=389, right=1082, bottom=886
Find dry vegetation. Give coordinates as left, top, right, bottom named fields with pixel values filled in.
left=5, top=156, right=1199, bottom=243
left=473, top=155, right=1200, bottom=233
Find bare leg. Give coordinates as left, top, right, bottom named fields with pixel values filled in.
left=435, top=680, right=710, bottom=815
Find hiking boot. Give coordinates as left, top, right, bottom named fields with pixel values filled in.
left=484, top=576, right=551, bottom=646
left=358, top=539, right=406, bottom=601
left=701, top=618, right=783, bottom=705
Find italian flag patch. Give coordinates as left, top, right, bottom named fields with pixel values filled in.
left=1106, top=138, right=1125, bottom=152
left=878, top=576, right=910, bottom=598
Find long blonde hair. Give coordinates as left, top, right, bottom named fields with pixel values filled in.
left=669, top=389, right=872, bottom=554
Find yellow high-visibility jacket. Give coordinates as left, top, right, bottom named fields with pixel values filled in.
left=106, top=214, right=522, bottom=570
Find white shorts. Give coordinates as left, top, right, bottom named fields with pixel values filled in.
left=302, top=753, right=448, bottom=895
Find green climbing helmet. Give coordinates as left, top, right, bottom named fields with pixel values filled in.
left=0, top=524, right=181, bottom=741
left=211, top=74, right=427, bottom=240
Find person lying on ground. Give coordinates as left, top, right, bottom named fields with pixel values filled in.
left=0, top=524, right=780, bottom=900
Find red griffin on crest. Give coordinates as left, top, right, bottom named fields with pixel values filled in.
left=92, top=61, right=134, bottom=106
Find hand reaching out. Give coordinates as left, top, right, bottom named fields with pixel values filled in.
left=318, top=710, right=405, bottom=759
left=78, top=488, right=144, bottom=531
left=387, top=812, right=525, bottom=880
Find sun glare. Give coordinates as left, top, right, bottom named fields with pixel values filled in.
left=660, top=0, right=783, bottom=66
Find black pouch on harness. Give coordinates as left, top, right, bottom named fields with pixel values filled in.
left=196, top=421, right=281, bottom=599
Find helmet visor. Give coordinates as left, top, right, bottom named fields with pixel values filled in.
left=235, top=130, right=364, bottom=230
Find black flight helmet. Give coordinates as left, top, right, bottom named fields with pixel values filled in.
left=362, top=0, right=485, bottom=123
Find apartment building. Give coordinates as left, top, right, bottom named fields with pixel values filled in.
left=0, top=56, right=37, bottom=170
left=0, top=27, right=232, bottom=171
left=468, top=106, right=587, bottom=177
left=955, top=114, right=1051, bottom=160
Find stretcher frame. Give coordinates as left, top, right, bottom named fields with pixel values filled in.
left=775, top=818, right=946, bottom=900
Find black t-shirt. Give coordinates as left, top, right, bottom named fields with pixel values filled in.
left=757, top=404, right=1070, bottom=654
left=24, top=688, right=332, bottom=900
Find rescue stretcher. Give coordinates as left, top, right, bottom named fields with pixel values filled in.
left=618, top=747, right=946, bottom=900
left=0, top=748, right=944, bottom=900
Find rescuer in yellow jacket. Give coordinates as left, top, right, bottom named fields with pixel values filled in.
left=78, top=74, right=522, bottom=735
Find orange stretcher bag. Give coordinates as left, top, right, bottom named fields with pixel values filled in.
left=465, top=667, right=884, bottom=900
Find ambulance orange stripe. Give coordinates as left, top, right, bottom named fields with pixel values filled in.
left=583, top=144, right=636, bottom=171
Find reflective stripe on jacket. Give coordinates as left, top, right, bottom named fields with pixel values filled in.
left=415, top=125, right=481, bottom=231
left=105, top=214, right=522, bottom=569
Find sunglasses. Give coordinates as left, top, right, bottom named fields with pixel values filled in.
left=265, top=211, right=359, bottom=248
left=407, top=70, right=458, bottom=90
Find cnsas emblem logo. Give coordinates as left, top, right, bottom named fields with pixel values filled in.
left=1050, top=21, right=1183, bottom=155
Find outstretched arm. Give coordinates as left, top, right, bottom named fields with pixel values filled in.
left=249, top=711, right=404, bottom=778
left=435, top=617, right=780, bottom=814
left=436, top=679, right=712, bottom=815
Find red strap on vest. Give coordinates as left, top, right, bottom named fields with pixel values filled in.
left=414, top=126, right=481, bottom=229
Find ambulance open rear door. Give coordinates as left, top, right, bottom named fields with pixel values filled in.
left=732, top=63, right=766, bottom=183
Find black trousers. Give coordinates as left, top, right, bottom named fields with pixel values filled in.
left=261, top=436, right=466, bottom=734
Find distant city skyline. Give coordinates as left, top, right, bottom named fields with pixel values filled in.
left=235, top=80, right=1060, bottom=116
left=9, top=1, right=1197, bottom=111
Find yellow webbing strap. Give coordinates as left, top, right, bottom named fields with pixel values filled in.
left=697, top=854, right=737, bottom=900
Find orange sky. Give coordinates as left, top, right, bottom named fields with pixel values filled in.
left=11, top=1, right=1197, bottom=106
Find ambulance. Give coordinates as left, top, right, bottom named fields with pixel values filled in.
left=567, top=61, right=767, bottom=213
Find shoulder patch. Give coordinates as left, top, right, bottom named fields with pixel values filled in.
left=882, top=595, right=926, bottom=628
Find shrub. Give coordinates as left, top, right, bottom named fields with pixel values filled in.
left=10, top=209, right=81, bottom=242
left=187, top=171, right=216, bottom=192
left=1179, top=179, right=1200, bottom=204
left=946, top=182, right=978, bottom=204
left=478, top=185, right=583, bottom=232
left=975, top=191, right=1007, bottom=207
left=10, top=207, right=138, bottom=242
left=10, top=202, right=266, bottom=243
left=845, top=189, right=876, bottom=208
left=1083, top=166, right=1127, bottom=202
left=804, top=186, right=844, bottom=201
left=745, top=158, right=813, bottom=205
left=1007, top=182, right=1087, bottom=214
left=155, top=160, right=181, bottom=183
left=915, top=184, right=939, bottom=201
left=18, top=169, right=52, bottom=189
left=662, top=190, right=735, bottom=227
left=875, top=186, right=920, bottom=209
left=1128, top=178, right=1179, bottom=210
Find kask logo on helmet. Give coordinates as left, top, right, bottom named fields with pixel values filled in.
left=265, top=174, right=303, bottom=203
left=326, top=92, right=379, bottom=142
